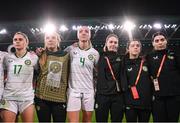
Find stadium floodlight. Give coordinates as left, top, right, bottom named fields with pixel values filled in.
left=153, top=23, right=162, bottom=29
left=72, top=25, right=82, bottom=30
left=72, top=25, right=77, bottom=30
left=43, top=22, right=56, bottom=34
left=123, top=20, right=136, bottom=41
left=123, top=20, right=136, bottom=32
left=171, top=24, right=177, bottom=28
left=59, top=25, right=68, bottom=32
left=0, top=29, right=7, bottom=34
left=164, top=24, right=171, bottom=29
left=148, top=24, right=152, bottom=29
left=108, top=24, right=115, bottom=30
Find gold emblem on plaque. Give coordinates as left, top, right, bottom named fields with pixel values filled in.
left=50, top=62, right=61, bottom=73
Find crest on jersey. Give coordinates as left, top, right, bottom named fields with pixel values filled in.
left=167, top=55, right=174, bottom=60
left=116, top=57, right=121, bottom=62
left=0, top=99, right=5, bottom=105
left=143, top=66, right=148, bottom=72
left=88, top=54, right=94, bottom=60
left=25, top=59, right=31, bottom=65
left=50, top=62, right=61, bottom=73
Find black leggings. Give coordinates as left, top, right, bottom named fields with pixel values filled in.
left=95, top=94, right=124, bottom=122
left=152, top=96, right=180, bottom=122
left=125, top=107, right=151, bottom=122
left=35, top=97, right=66, bottom=122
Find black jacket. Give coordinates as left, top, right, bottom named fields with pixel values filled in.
left=96, top=51, right=124, bottom=95
left=121, top=55, right=152, bottom=109
left=146, top=49, right=180, bottom=97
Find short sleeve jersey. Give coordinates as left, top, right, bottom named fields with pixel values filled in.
left=67, top=46, right=99, bottom=93
left=3, top=52, right=38, bottom=101
left=0, top=51, right=8, bottom=99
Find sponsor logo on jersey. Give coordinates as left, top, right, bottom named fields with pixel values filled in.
left=143, top=66, right=148, bottom=72
left=73, top=52, right=77, bottom=55
left=153, top=56, right=159, bottom=60
left=50, top=62, right=61, bottom=73
left=127, top=67, right=132, bottom=72
left=8, top=58, right=13, bottom=63
left=88, top=54, right=94, bottom=60
left=167, top=55, right=174, bottom=60
left=25, top=59, right=31, bottom=65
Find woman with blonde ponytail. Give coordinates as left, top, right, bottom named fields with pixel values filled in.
left=35, top=32, right=70, bottom=122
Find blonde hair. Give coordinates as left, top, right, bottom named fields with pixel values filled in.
left=44, top=32, right=61, bottom=48
left=77, top=26, right=91, bottom=40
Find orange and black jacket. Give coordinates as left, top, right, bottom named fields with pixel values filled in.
left=96, top=51, right=125, bottom=95
left=121, top=55, right=152, bottom=109
left=146, top=49, right=180, bottom=97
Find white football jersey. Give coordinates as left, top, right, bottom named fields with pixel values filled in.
left=65, top=46, right=99, bottom=93
left=3, top=52, right=38, bottom=101
left=0, top=51, right=8, bottom=99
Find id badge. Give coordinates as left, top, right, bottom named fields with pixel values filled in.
left=131, top=86, right=139, bottom=99
left=153, top=78, right=160, bottom=91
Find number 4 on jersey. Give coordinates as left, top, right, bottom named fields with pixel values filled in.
left=80, top=57, right=85, bottom=66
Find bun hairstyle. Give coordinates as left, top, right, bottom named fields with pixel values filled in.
left=103, top=34, right=119, bottom=52
left=152, top=32, right=168, bottom=42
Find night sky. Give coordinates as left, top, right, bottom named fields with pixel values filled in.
left=0, top=0, right=179, bottom=22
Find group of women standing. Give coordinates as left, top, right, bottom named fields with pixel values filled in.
left=0, top=26, right=179, bottom=122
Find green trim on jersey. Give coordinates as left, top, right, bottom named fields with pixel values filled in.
left=15, top=51, right=28, bottom=58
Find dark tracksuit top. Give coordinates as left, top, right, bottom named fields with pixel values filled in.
left=122, top=56, right=152, bottom=109
left=146, top=49, right=180, bottom=97
left=96, top=51, right=124, bottom=95
left=95, top=51, right=125, bottom=122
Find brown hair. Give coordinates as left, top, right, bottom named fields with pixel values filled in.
left=44, top=32, right=61, bottom=48
left=105, top=34, right=119, bottom=43
left=126, top=39, right=142, bottom=54
left=103, top=34, right=119, bottom=52
left=152, top=32, right=168, bottom=42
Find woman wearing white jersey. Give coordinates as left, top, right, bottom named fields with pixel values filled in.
left=0, top=51, right=7, bottom=121
left=0, top=51, right=7, bottom=100
left=0, top=32, right=38, bottom=122
left=65, top=26, right=99, bottom=122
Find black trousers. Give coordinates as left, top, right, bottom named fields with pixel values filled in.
left=125, top=107, right=151, bottom=122
left=35, top=97, right=66, bottom=122
left=95, top=94, right=124, bottom=122
left=152, top=96, right=180, bottom=122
